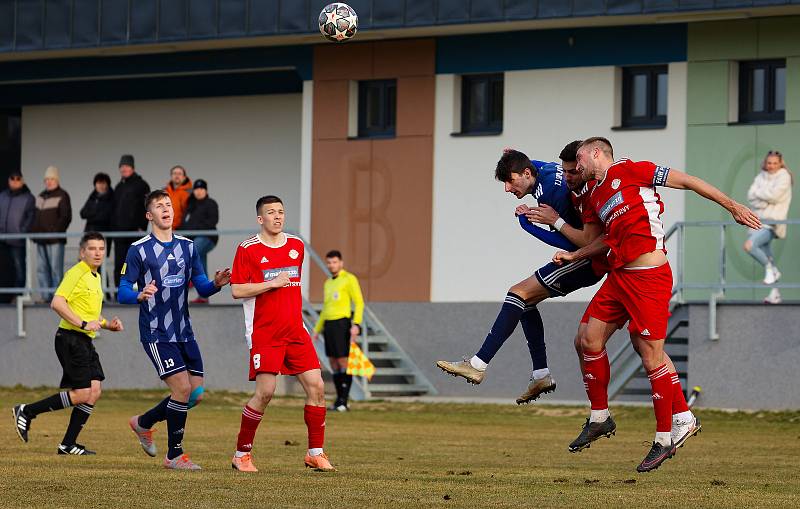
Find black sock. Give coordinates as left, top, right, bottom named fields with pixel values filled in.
left=61, top=403, right=93, bottom=447
left=138, top=397, right=170, bottom=429
left=332, top=373, right=344, bottom=405
left=165, top=399, right=188, bottom=460
left=342, top=374, right=353, bottom=406
left=25, top=391, right=72, bottom=418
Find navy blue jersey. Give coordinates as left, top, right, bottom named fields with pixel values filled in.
left=530, top=160, right=582, bottom=229
left=121, top=234, right=207, bottom=343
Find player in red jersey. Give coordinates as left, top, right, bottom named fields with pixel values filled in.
left=553, top=137, right=760, bottom=472
left=228, top=195, right=334, bottom=473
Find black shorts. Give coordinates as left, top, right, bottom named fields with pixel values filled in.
left=323, top=318, right=352, bottom=358
left=54, top=328, right=105, bottom=390
left=534, top=259, right=604, bottom=297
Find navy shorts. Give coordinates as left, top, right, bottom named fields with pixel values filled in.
left=142, top=340, right=204, bottom=380
left=534, top=259, right=603, bottom=297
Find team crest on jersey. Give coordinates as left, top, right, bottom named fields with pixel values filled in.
left=611, top=178, right=621, bottom=190
left=333, top=291, right=340, bottom=300
left=260, top=257, right=268, bottom=264
left=289, top=249, right=299, bottom=260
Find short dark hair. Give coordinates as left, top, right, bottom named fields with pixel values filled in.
left=145, top=189, right=170, bottom=210
left=326, top=250, right=342, bottom=260
left=80, top=231, right=105, bottom=249
left=578, top=137, right=614, bottom=159
left=559, top=140, right=583, bottom=163
left=93, top=172, right=111, bottom=187
left=495, top=149, right=536, bottom=182
left=256, top=195, right=283, bottom=215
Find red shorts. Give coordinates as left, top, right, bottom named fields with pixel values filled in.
left=249, top=334, right=321, bottom=380
left=585, top=263, right=673, bottom=340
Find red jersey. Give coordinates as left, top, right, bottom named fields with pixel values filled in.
left=584, top=159, right=670, bottom=270
left=571, top=180, right=611, bottom=276
left=231, top=233, right=307, bottom=348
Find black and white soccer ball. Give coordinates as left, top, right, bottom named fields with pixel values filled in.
left=318, top=3, right=358, bottom=42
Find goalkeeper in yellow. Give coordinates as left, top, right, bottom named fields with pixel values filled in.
left=313, top=250, right=364, bottom=412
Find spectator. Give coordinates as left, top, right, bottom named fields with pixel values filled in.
left=112, top=154, right=150, bottom=287
left=744, top=150, right=793, bottom=304
left=0, top=171, right=36, bottom=294
left=80, top=172, right=115, bottom=232
left=179, top=179, right=218, bottom=303
left=164, top=165, right=192, bottom=229
left=31, top=165, right=71, bottom=301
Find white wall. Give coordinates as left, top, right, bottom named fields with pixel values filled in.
left=21, top=94, right=303, bottom=299
left=431, top=63, right=687, bottom=302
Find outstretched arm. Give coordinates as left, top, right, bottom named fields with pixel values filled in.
left=666, top=169, right=761, bottom=229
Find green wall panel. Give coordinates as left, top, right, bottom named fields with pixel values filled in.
left=757, top=18, right=800, bottom=59
left=688, top=20, right=758, bottom=62
left=687, top=61, right=730, bottom=126
left=787, top=56, right=800, bottom=123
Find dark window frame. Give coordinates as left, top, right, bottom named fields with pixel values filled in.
left=357, top=79, right=396, bottom=138
left=738, top=59, right=786, bottom=124
left=621, top=65, right=668, bottom=128
left=460, top=73, right=504, bottom=134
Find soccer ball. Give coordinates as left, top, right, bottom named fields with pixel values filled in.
left=318, top=3, right=358, bottom=42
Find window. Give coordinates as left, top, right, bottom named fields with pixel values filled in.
left=739, top=60, right=785, bottom=124
left=461, top=74, right=503, bottom=134
left=358, top=80, right=396, bottom=138
left=621, top=66, right=668, bottom=128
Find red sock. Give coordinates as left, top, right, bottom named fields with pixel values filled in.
left=647, top=364, right=673, bottom=432
left=236, top=405, right=263, bottom=453
left=304, top=405, right=326, bottom=450
left=671, top=373, right=690, bottom=414
left=582, top=349, right=610, bottom=410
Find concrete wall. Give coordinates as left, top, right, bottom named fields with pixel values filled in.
left=20, top=94, right=304, bottom=295
left=687, top=303, right=800, bottom=410
left=431, top=63, right=687, bottom=302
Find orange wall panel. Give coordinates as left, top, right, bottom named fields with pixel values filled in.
left=373, top=39, right=435, bottom=78
left=396, top=76, right=435, bottom=138
left=314, top=42, right=374, bottom=81
left=312, top=79, right=349, bottom=140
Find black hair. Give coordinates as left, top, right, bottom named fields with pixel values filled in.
left=326, top=250, right=342, bottom=260
left=145, top=189, right=170, bottom=210
left=256, top=195, right=283, bottom=214
left=80, top=231, right=105, bottom=249
left=559, top=140, right=583, bottom=163
left=93, top=172, right=111, bottom=187
left=495, top=149, right=536, bottom=182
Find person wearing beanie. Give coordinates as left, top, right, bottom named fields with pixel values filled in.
left=31, top=165, right=72, bottom=301
left=178, top=179, right=219, bottom=304
left=112, top=154, right=150, bottom=288
left=164, top=165, right=192, bottom=229
left=0, top=171, right=36, bottom=298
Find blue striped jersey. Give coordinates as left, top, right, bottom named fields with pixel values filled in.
left=122, top=234, right=206, bottom=343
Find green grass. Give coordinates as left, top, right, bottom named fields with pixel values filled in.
left=1, top=387, right=798, bottom=508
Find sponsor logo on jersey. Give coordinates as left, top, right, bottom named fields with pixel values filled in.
left=162, top=274, right=185, bottom=287
left=653, top=166, right=670, bottom=186
left=640, top=329, right=651, bottom=336
left=167, top=254, right=175, bottom=260
left=289, top=249, right=299, bottom=259
left=584, top=373, right=596, bottom=380
left=261, top=257, right=268, bottom=264
left=599, top=191, right=624, bottom=222
left=262, top=266, right=300, bottom=281
left=652, top=392, right=663, bottom=400
left=120, top=263, right=127, bottom=275
left=534, top=183, right=543, bottom=199
left=611, top=178, right=621, bottom=190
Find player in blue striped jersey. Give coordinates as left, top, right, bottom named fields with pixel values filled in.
left=118, top=189, right=230, bottom=470
left=437, top=143, right=604, bottom=403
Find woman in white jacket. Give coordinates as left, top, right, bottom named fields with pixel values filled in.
left=744, top=150, right=793, bottom=303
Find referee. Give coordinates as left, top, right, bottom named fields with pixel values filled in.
left=12, top=231, right=123, bottom=455
left=313, top=250, right=364, bottom=412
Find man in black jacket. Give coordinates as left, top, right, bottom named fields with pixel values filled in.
left=112, top=155, right=150, bottom=287
left=179, top=179, right=218, bottom=304
left=80, top=173, right=115, bottom=232
left=0, top=171, right=36, bottom=298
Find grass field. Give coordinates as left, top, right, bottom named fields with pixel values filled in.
left=1, top=387, right=798, bottom=509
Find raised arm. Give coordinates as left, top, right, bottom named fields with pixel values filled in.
left=666, top=169, right=761, bottom=229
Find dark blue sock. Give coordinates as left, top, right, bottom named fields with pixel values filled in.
left=166, top=399, right=188, bottom=460
left=475, top=292, right=526, bottom=363
left=138, top=397, right=170, bottom=430
left=520, top=304, right=548, bottom=371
